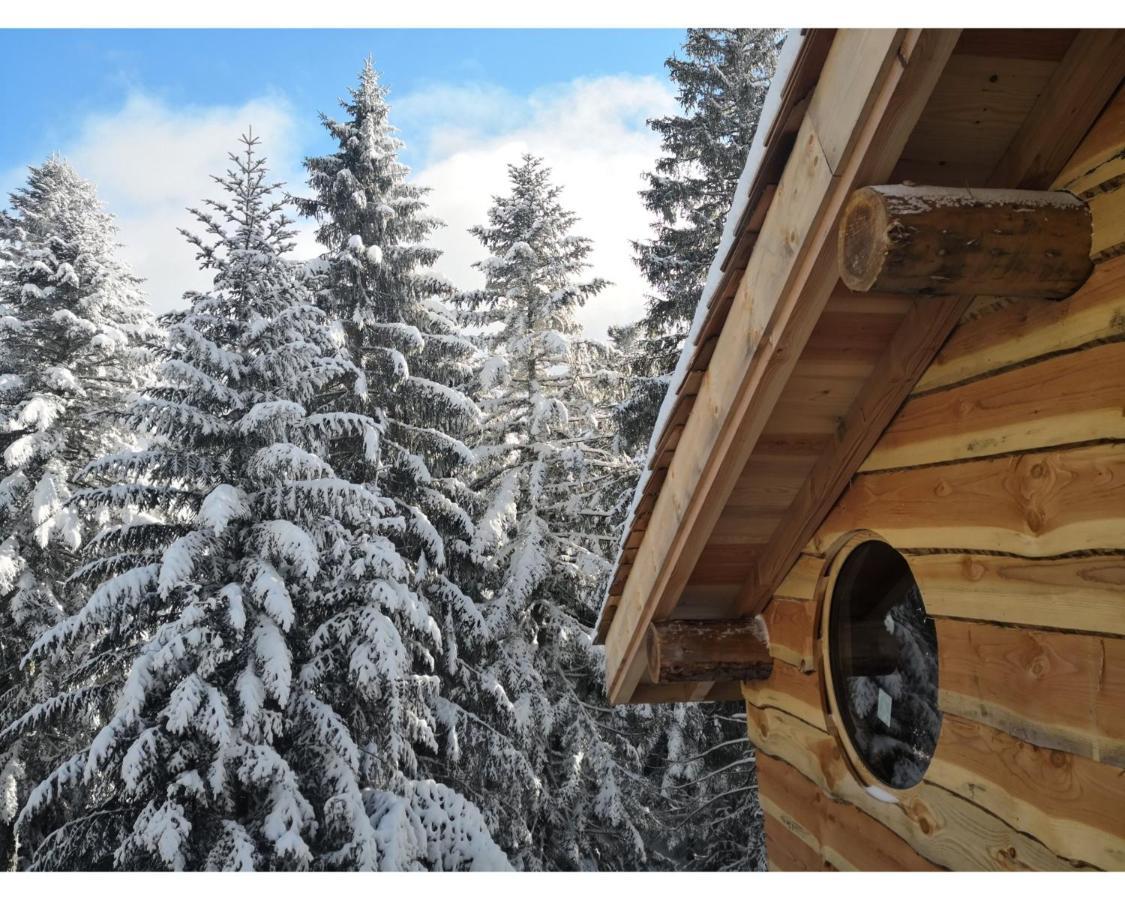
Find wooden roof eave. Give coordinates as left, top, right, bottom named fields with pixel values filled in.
left=594, top=28, right=835, bottom=645
left=601, top=28, right=964, bottom=706
left=601, top=28, right=1125, bottom=706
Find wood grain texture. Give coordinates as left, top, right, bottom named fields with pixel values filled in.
left=914, top=253, right=1125, bottom=393
left=741, top=659, right=827, bottom=731
left=743, top=701, right=1086, bottom=870
left=603, top=29, right=958, bottom=703
left=814, top=443, right=1125, bottom=557
left=928, top=713, right=1125, bottom=870
left=646, top=618, right=772, bottom=683
left=759, top=754, right=943, bottom=871
left=902, top=53, right=1056, bottom=174
left=762, top=596, right=819, bottom=671
left=838, top=185, right=1092, bottom=297
left=735, top=293, right=982, bottom=613
left=1089, top=177, right=1125, bottom=259
left=774, top=553, right=825, bottom=600
left=1055, top=82, right=1125, bottom=189
left=806, top=28, right=903, bottom=172
left=740, top=31, right=1124, bottom=617
left=936, top=619, right=1125, bottom=766
left=862, top=339, right=1125, bottom=471
left=952, top=29, right=1077, bottom=62
left=604, top=113, right=839, bottom=702
left=753, top=57, right=1125, bottom=872
left=764, top=810, right=836, bottom=871
left=990, top=30, right=1125, bottom=189
left=910, top=551, right=1125, bottom=635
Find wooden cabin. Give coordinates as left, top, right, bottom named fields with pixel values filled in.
left=596, top=28, right=1125, bottom=871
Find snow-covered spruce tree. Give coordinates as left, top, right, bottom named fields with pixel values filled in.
left=452, top=154, right=678, bottom=870
left=10, top=135, right=506, bottom=871
left=296, top=61, right=523, bottom=853
left=458, top=158, right=767, bottom=871
left=0, top=158, right=157, bottom=868
left=618, top=28, right=781, bottom=454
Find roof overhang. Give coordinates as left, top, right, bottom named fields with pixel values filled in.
left=597, top=28, right=1125, bottom=705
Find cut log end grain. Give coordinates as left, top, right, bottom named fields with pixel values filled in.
left=837, top=185, right=1094, bottom=298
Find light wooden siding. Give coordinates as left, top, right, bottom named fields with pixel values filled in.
left=745, top=698, right=1095, bottom=870
left=752, top=81, right=1125, bottom=870
left=758, top=754, right=942, bottom=870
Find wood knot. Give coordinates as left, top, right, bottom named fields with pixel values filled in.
left=1025, top=508, right=1045, bottom=534
left=907, top=799, right=937, bottom=837
left=964, top=558, right=986, bottom=581
left=1029, top=462, right=1047, bottom=478
left=1049, top=750, right=1069, bottom=769
left=934, top=479, right=952, bottom=498
left=1028, top=653, right=1050, bottom=680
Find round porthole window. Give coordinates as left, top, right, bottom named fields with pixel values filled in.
left=824, top=537, right=942, bottom=790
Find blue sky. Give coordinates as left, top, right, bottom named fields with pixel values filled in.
left=0, top=29, right=682, bottom=172
left=0, top=29, right=685, bottom=336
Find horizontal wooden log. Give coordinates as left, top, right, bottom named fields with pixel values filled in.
left=814, top=442, right=1125, bottom=557
left=863, top=338, right=1125, bottom=471
left=914, top=253, right=1125, bottom=394
left=909, top=551, right=1125, bottom=636
left=646, top=617, right=772, bottom=684
left=838, top=184, right=1093, bottom=297
left=929, top=714, right=1125, bottom=871
left=937, top=619, right=1125, bottom=767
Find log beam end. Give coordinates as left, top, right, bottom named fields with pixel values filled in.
left=646, top=617, right=773, bottom=685
left=838, top=184, right=1093, bottom=299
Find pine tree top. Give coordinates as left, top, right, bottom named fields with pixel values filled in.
left=462, top=155, right=607, bottom=343
left=182, top=132, right=297, bottom=268
left=1, top=155, right=152, bottom=330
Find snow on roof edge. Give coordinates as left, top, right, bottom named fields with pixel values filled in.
left=597, top=29, right=808, bottom=630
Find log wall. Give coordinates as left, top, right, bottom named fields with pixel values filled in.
left=749, top=83, right=1125, bottom=871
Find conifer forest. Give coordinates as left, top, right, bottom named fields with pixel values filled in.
left=0, top=29, right=782, bottom=871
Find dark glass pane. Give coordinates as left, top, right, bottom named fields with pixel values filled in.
left=828, top=541, right=941, bottom=789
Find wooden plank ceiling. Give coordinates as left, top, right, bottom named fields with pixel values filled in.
left=596, top=29, right=1124, bottom=701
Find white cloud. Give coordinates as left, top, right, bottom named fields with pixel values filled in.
left=5, top=72, right=675, bottom=338
left=409, top=75, right=676, bottom=339
left=3, top=92, right=316, bottom=316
